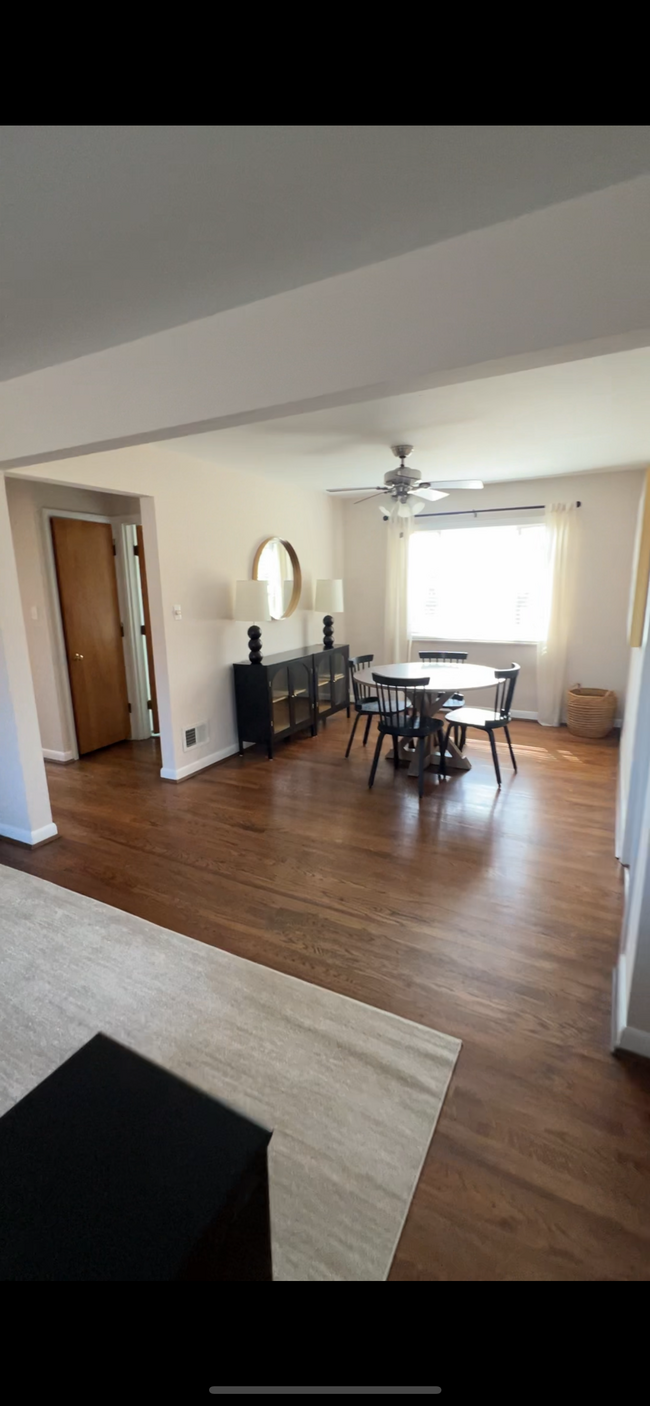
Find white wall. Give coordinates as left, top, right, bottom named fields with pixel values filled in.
left=4, top=445, right=344, bottom=781
left=6, top=478, right=141, bottom=758
left=2, top=177, right=650, bottom=469
left=343, top=468, right=644, bottom=719
left=0, top=478, right=57, bottom=844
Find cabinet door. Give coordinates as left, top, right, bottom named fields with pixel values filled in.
left=316, top=654, right=332, bottom=718
left=330, top=650, right=348, bottom=708
left=270, top=665, right=290, bottom=736
left=289, top=660, right=312, bottom=728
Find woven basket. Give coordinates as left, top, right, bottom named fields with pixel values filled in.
left=566, top=684, right=617, bottom=738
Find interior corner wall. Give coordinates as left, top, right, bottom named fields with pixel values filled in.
left=0, top=476, right=57, bottom=844
left=5, top=446, right=344, bottom=781
left=343, top=468, right=645, bottom=718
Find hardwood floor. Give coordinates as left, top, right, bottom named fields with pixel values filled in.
left=1, top=718, right=649, bottom=1280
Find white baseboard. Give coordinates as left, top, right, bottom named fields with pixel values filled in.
left=160, top=741, right=251, bottom=782
left=516, top=712, right=623, bottom=728
left=611, top=955, right=650, bottom=1059
left=616, top=1024, right=650, bottom=1058
left=43, top=748, right=75, bottom=763
left=0, top=821, right=59, bottom=846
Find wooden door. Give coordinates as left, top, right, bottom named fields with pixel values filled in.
left=135, top=526, right=159, bottom=734
left=51, top=518, right=131, bottom=755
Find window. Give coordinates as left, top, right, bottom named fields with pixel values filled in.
left=408, top=523, right=549, bottom=643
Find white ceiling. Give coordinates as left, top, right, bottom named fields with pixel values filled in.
left=163, top=347, right=650, bottom=489
left=3, top=125, right=650, bottom=382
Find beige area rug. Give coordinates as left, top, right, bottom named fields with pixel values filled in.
left=0, top=865, right=460, bottom=1281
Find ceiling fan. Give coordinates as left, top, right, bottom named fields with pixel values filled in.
left=326, top=444, right=483, bottom=519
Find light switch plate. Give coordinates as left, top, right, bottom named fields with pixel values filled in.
left=172, top=604, right=182, bottom=620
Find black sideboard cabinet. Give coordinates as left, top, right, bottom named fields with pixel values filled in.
left=234, top=644, right=349, bottom=758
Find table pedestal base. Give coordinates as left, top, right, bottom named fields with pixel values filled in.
left=387, top=735, right=471, bottom=774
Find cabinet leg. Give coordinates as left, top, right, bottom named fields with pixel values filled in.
left=238, top=735, right=244, bottom=756
left=267, top=738, right=274, bottom=760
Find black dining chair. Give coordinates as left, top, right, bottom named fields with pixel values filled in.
left=443, top=663, right=520, bottom=787
left=418, top=651, right=468, bottom=663
left=369, top=674, right=446, bottom=799
left=418, top=650, right=468, bottom=746
left=345, top=655, right=379, bottom=758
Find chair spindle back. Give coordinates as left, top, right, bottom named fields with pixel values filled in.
left=418, top=650, right=468, bottom=663
left=372, top=674, right=428, bottom=736
left=493, top=664, right=520, bottom=719
left=348, top=654, right=375, bottom=705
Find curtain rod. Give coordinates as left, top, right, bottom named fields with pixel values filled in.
left=418, top=500, right=582, bottom=519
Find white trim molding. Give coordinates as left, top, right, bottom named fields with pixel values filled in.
left=511, top=709, right=538, bottom=721
left=0, top=821, right=58, bottom=846
left=612, top=954, right=650, bottom=1059
left=42, top=748, right=75, bottom=763
left=160, top=741, right=252, bottom=782
left=616, top=1024, right=650, bottom=1059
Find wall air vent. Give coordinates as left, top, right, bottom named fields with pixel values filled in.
left=183, top=722, right=209, bottom=751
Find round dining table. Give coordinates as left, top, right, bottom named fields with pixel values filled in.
left=354, top=660, right=499, bottom=776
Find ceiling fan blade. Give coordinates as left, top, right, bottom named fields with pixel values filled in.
left=411, top=487, right=449, bottom=503
left=326, top=486, right=385, bottom=494
left=420, top=479, right=484, bottom=491
left=354, top=492, right=386, bottom=505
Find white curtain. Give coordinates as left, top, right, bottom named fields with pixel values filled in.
left=537, top=502, right=579, bottom=726
left=384, top=516, right=413, bottom=662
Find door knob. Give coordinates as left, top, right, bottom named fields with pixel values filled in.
left=72, top=653, right=84, bottom=660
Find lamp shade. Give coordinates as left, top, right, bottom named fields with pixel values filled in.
left=314, top=579, right=344, bottom=614
left=233, top=579, right=271, bottom=622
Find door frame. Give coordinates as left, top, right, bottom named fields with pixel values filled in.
left=41, top=507, right=150, bottom=759
left=119, top=522, right=155, bottom=739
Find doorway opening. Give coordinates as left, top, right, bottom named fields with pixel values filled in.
left=5, top=477, right=160, bottom=763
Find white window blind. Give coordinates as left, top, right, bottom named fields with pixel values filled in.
left=408, top=522, right=550, bottom=643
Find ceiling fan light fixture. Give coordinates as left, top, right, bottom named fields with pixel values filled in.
left=414, top=488, right=448, bottom=503
left=338, top=445, right=482, bottom=513
left=380, top=495, right=427, bottom=521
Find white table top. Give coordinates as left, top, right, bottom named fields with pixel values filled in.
left=355, top=661, right=498, bottom=691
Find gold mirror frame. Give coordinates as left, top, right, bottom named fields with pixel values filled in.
left=252, top=538, right=302, bottom=619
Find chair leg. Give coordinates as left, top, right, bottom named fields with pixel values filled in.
left=438, top=729, right=447, bottom=780
left=504, top=724, right=517, bottom=773
left=488, top=729, right=502, bottom=787
left=363, top=712, right=373, bottom=746
left=345, top=711, right=361, bottom=759
left=393, top=731, right=400, bottom=770
left=368, top=731, right=384, bottom=789
left=418, top=734, right=425, bottom=799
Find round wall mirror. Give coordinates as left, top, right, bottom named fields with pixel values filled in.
left=252, top=538, right=302, bottom=619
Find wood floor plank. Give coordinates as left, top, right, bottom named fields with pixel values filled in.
left=1, top=718, right=649, bottom=1280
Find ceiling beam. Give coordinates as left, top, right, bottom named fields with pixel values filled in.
left=2, top=176, right=650, bottom=470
